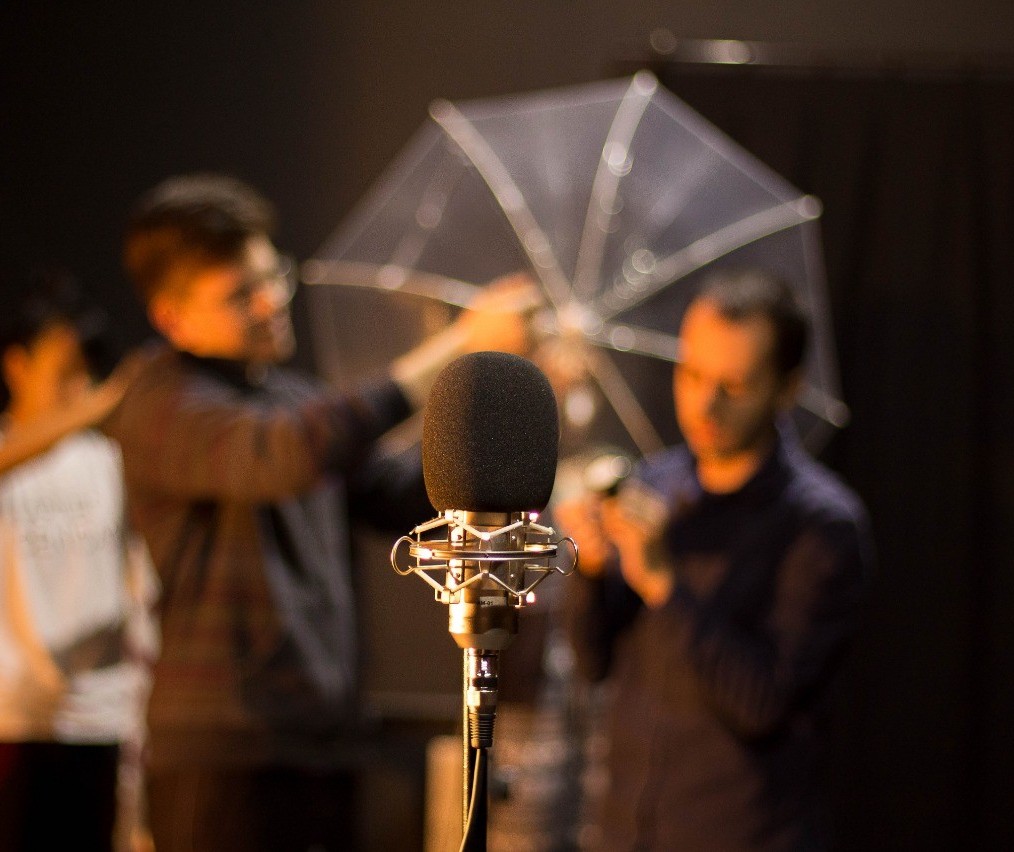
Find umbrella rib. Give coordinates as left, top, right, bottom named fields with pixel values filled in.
left=302, top=260, right=480, bottom=307
left=429, top=100, right=573, bottom=311
left=795, top=214, right=848, bottom=430
left=572, top=72, right=657, bottom=302
left=583, top=348, right=667, bottom=457
left=798, top=382, right=851, bottom=429
left=583, top=321, right=679, bottom=363
left=595, top=196, right=821, bottom=321
left=312, top=128, right=443, bottom=261
left=384, top=150, right=469, bottom=283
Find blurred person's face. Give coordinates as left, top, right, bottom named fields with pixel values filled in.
left=2, top=322, right=91, bottom=421
left=673, top=297, right=798, bottom=466
left=150, top=234, right=296, bottom=365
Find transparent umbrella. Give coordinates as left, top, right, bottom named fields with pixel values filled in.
left=304, top=71, right=849, bottom=457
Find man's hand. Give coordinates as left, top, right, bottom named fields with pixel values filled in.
left=555, top=493, right=615, bottom=579
left=600, top=480, right=675, bottom=608
left=83, top=348, right=156, bottom=426
left=392, top=272, right=542, bottom=408
left=556, top=480, right=674, bottom=608
left=0, top=347, right=154, bottom=476
left=459, top=272, right=542, bottom=356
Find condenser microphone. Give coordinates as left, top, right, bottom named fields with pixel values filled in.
left=392, top=351, right=573, bottom=750
left=422, top=350, right=559, bottom=655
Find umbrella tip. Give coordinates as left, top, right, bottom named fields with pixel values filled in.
left=631, top=70, right=659, bottom=95
left=429, top=99, right=453, bottom=121
left=796, top=195, right=823, bottom=219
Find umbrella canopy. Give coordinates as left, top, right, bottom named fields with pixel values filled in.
left=305, top=71, right=848, bottom=456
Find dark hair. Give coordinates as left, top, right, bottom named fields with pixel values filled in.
left=123, top=173, right=276, bottom=302
left=0, top=268, right=109, bottom=408
left=696, top=268, right=810, bottom=377
left=0, top=267, right=106, bottom=355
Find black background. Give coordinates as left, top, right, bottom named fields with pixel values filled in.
left=3, top=4, right=1013, bottom=849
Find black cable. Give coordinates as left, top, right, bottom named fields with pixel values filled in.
left=458, top=746, right=486, bottom=852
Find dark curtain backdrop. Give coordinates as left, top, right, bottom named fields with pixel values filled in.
left=638, top=61, right=1014, bottom=851
left=4, top=5, right=1013, bottom=844
left=0, top=5, right=358, bottom=369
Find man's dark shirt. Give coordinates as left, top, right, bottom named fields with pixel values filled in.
left=106, top=347, right=429, bottom=769
left=566, top=430, right=873, bottom=851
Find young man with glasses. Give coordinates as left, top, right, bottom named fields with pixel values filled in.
left=108, top=173, right=535, bottom=852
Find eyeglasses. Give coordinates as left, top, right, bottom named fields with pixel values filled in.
left=224, top=254, right=298, bottom=314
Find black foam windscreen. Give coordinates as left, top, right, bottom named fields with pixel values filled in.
left=422, top=351, right=559, bottom=512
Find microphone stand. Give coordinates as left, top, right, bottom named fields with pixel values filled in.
left=392, top=510, right=576, bottom=851
left=450, top=511, right=518, bottom=852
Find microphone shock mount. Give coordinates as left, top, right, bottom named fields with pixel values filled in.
left=392, top=510, right=576, bottom=746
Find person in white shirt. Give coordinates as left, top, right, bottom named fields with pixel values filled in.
left=0, top=272, right=156, bottom=852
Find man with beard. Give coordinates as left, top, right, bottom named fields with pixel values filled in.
left=560, top=269, right=873, bottom=851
